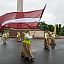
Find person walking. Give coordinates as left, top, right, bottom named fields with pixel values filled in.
left=17, top=32, right=21, bottom=42
left=21, top=30, right=35, bottom=60
left=2, top=32, right=7, bottom=44
left=44, top=30, right=50, bottom=50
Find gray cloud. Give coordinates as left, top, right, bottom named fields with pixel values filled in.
left=0, top=0, right=16, bottom=15
left=0, top=0, right=64, bottom=26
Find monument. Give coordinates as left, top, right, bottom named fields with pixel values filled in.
left=17, top=0, right=23, bottom=12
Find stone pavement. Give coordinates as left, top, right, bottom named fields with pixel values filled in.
left=0, top=38, right=64, bottom=64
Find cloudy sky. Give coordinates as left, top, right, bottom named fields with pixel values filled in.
left=0, top=0, right=64, bottom=26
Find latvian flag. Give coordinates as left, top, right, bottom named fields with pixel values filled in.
left=0, top=5, right=46, bottom=29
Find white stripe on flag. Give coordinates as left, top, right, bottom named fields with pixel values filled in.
left=1, top=18, right=40, bottom=26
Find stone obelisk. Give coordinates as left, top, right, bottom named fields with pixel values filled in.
left=17, top=0, right=23, bottom=12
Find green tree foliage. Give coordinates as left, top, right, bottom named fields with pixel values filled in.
left=58, top=24, right=61, bottom=33
left=38, top=21, right=48, bottom=31
left=38, top=21, right=64, bottom=36
left=48, top=25, right=54, bottom=32
left=38, top=21, right=54, bottom=31
left=3, top=28, right=9, bottom=32
left=59, top=26, right=64, bottom=36
left=55, top=24, right=62, bottom=35
left=56, top=24, right=59, bottom=34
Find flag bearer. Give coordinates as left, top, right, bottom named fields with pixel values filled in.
left=2, top=32, right=7, bottom=44
left=44, top=30, right=50, bottom=50
left=21, top=30, right=35, bottom=60
left=17, top=32, right=21, bottom=42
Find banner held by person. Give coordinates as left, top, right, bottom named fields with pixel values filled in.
left=0, top=5, right=46, bottom=29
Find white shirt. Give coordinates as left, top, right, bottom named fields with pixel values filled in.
left=45, top=33, right=48, bottom=38
left=25, top=33, right=32, bottom=39
left=7, top=33, right=9, bottom=36
left=52, top=34, right=55, bottom=38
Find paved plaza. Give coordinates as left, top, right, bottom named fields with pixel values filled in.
left=0, top=38, right=64, bottom=64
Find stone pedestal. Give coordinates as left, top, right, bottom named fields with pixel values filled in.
left=9, top=28, right=44, bottom=39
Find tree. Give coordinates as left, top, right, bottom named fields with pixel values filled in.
left=56, top=24, right=59, bottom=34
left=38, top=21, right=48, bottom=30
left=38, top=21, right=64, bottom=36
left=59, top=26, right=64, bottom=36
left=48, top=25, right=54, bottom=32
left=58, top=24, right=61, bottom=33
left=3, top=28, right=9, bottom=32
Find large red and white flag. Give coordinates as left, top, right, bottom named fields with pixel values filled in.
left=0, top=5, right=46, bottom=29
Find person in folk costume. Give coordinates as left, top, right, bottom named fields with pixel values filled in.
left=17, top=32, right=21, bottom=42
left=50, top=32, right=56, bottom=46
left=2, top=31, right=7, bottom=44
left=50, top=25, right=56, bottom=46
left=48, top=31, right=51, bottom=46
left=44, top=30, right=50, bottom=50
left=21, top=30, right=35, bottom=60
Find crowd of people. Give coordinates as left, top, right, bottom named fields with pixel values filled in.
left=44, top=30, right=56, bottom=50
left=1, top=29, right=56, bottom=61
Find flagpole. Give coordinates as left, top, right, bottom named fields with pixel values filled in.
left=33, top=4, right=47, bottom=36
left=40, top=4, right=47, bottom=18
